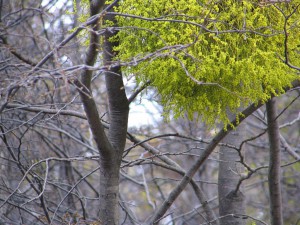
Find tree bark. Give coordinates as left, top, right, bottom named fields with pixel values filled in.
left=218, top=123, right=246, bottom=225
left=76, top=1, right=129, bottom=224
left=99, top=1, right=129, bottom=223
left=266, top=97, right=283, bottom=225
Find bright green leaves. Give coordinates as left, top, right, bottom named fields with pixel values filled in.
left=114, top=0, right=300, bottom=125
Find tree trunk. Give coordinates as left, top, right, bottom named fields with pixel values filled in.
left=218, top=122, right=246, bottom=225
left=99, top=159, right=122, bottom=224
left=99, top=1, right=129, bottom=223
left=76, top=1, right=129, bottom=224
left=266, top=97, right=283, bottom=225
left=62, top=161, right=77, bottom=211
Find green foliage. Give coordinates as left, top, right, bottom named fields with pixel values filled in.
left=68, top=0, right=90, bottom=46
left=114, top=0, right=300, bottom=125
left=67, top=0, right=89, bottom=22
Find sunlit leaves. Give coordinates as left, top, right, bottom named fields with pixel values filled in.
left=113, top=0, right=300, bottom=125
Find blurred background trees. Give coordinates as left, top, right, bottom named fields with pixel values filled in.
left=0, top=0, right=299, bottom=224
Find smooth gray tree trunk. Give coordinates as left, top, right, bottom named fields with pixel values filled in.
left=266, top=98, right=283, bottom=225
left=218, top=122, right=246, bottom=225
left=76, top=1, right=129, bottom=224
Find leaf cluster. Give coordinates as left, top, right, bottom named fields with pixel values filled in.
left=114, top=0, right=300, bottom=125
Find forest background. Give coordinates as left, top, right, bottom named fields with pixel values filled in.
left=0, top=0, right=300, bottom=225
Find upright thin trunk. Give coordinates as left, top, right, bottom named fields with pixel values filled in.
left=266, top=97, right=283, bottom=225
left=218, top=122, right=246, bottom=225
left=62, top=161, right=77, bottom=211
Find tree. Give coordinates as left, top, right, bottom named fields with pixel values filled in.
left=114, top=0, right=300, bottom=124
left=114, top=0, right=300, bottom=224
left=218, top=120, right=246, bottom=225
left=0, top=0, right=300, bottom=225
left=266, top=98, right=283, bottom=225
left=75, top=1, right=129, bottom=223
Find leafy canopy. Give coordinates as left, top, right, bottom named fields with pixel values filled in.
left=112, top=0, right=300, bottom=125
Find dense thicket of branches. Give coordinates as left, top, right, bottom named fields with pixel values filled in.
left=0, top=1, right=299, bottom=225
